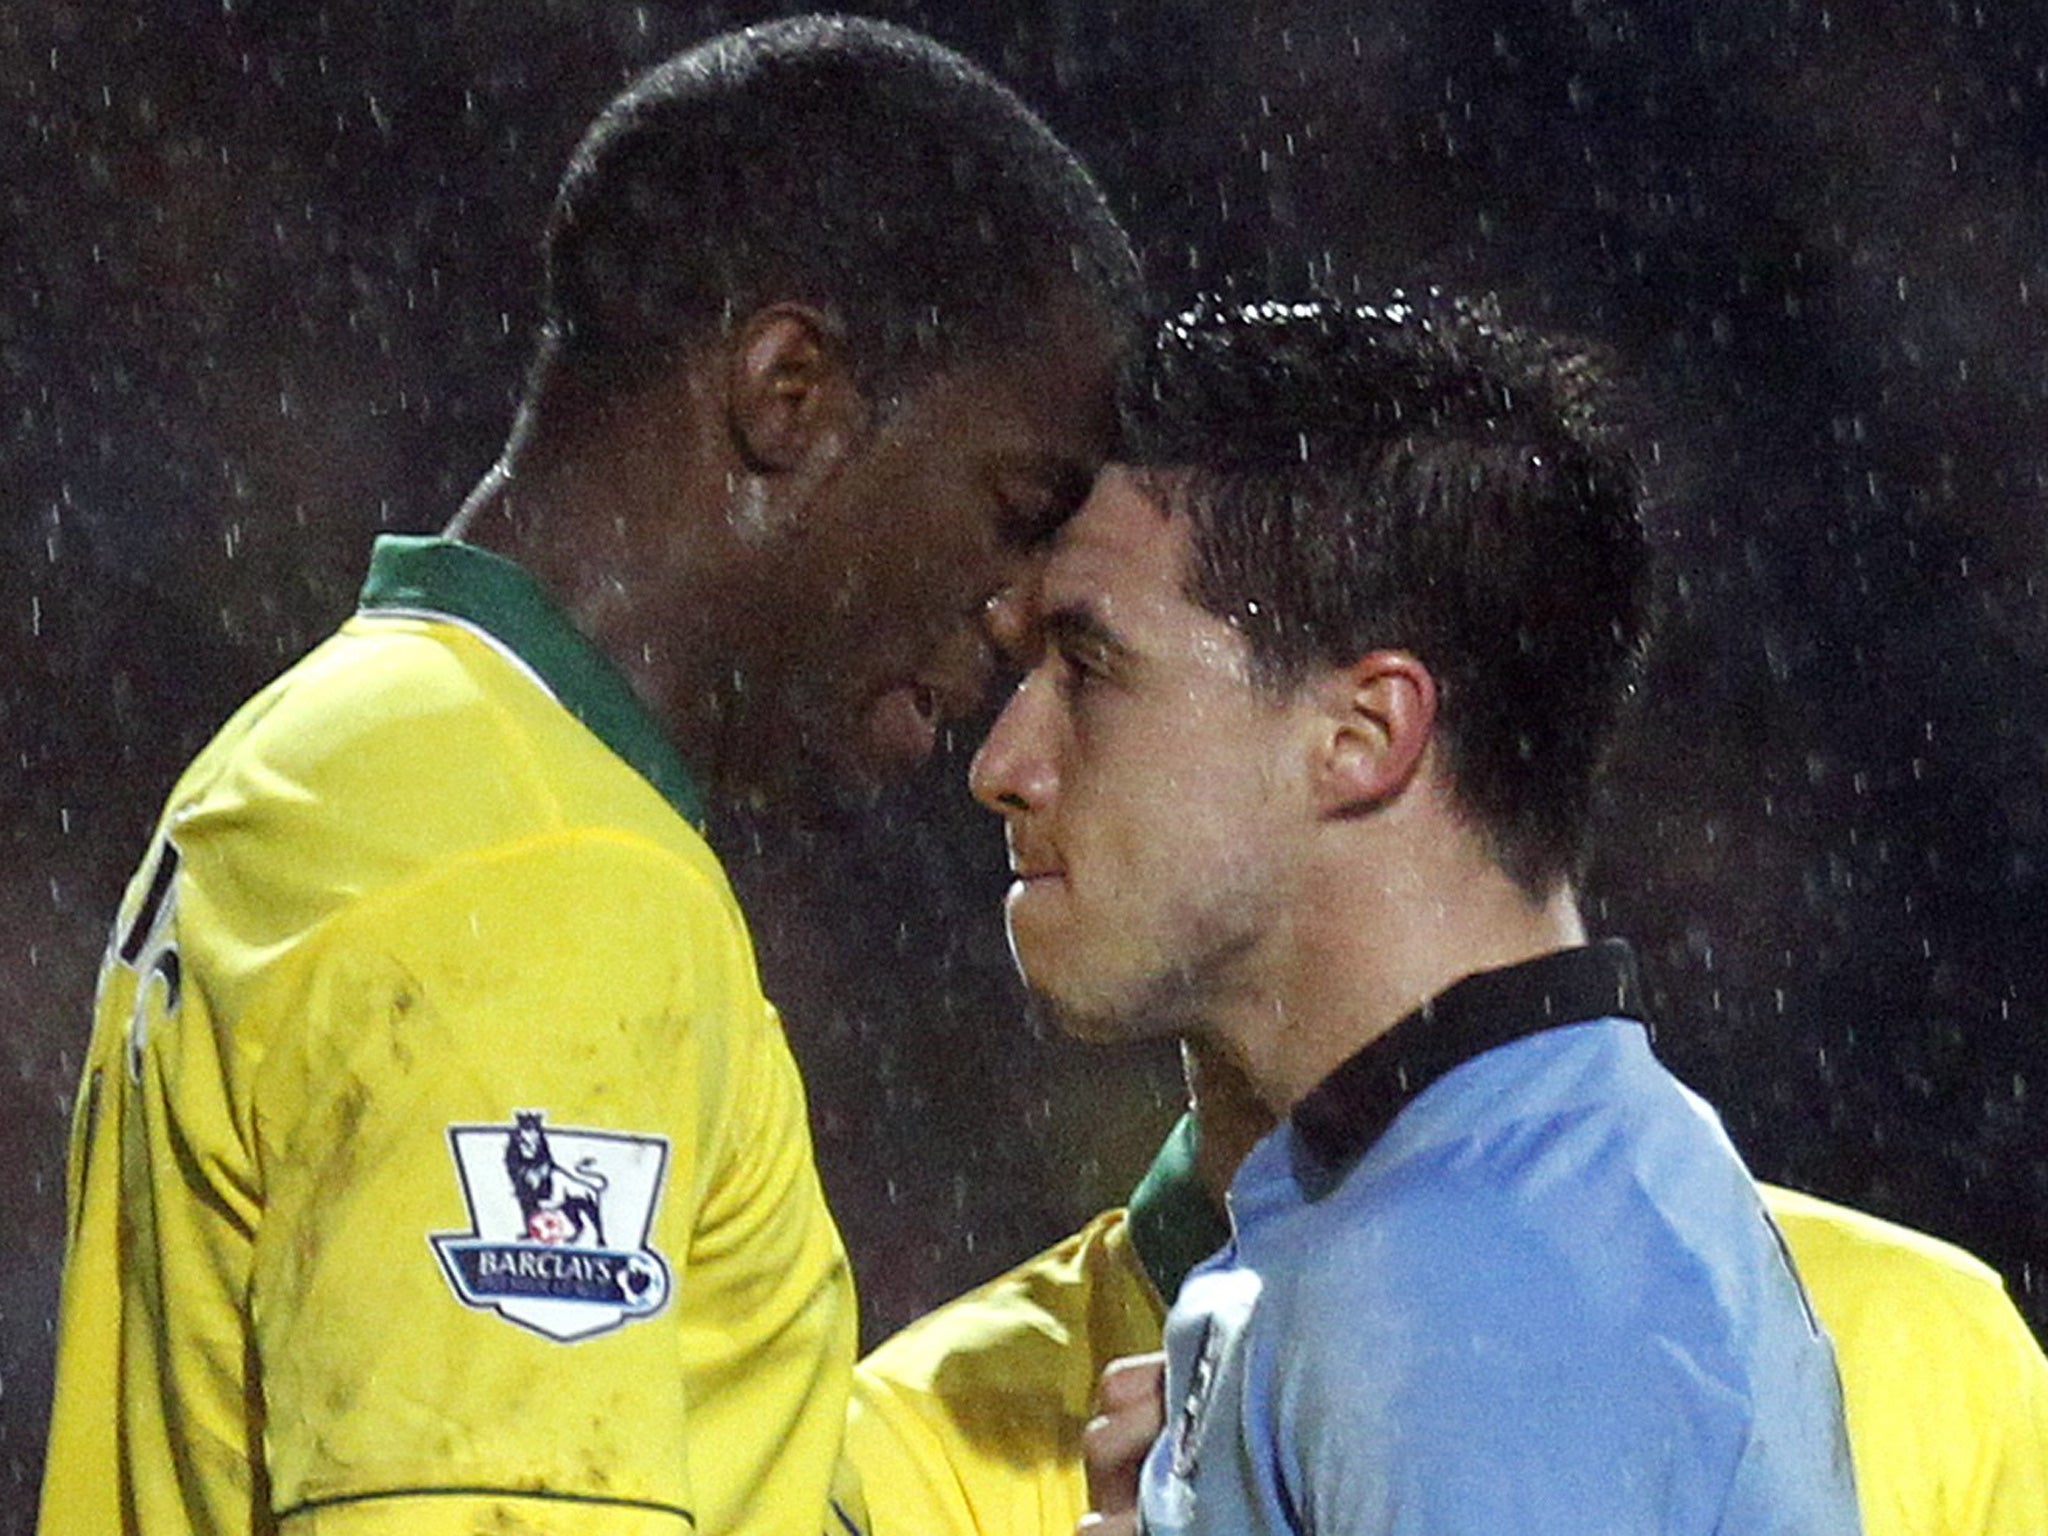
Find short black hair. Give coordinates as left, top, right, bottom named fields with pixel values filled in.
left=1118, top=295, right=1653, bottom=895
left=533, top=14, right=1139, bottom=409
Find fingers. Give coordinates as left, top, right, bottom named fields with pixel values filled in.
left=1080, top=1350, right=1167, bottom=1527
left=1096, top=1351, right=1167, bottom=1417
left=1075, top=1510, right=1141, bottom=1536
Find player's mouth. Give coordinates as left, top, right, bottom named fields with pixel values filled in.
left=1003, top=836, right=1067, bottom=895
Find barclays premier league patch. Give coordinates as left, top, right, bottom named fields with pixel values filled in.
left=431, top=1110, right=672, bottom=1342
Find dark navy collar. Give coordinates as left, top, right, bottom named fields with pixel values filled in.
left=1291, top=939, right=1644, bottom=1171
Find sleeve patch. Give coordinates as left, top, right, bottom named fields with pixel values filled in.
left=430, top=1110, right=672, bottom=1342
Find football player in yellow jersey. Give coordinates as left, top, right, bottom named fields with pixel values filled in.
left=847, top=1044, right=2048, bottom=1536
left=40, top=17, right=1137, bottom=1536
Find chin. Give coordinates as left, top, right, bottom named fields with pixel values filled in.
left=1021, top=983, right=1129, bottom=1045
left=1015, top=952, right=1176, bottom=1047
left=710, top=748, right=878, bottom=829
left=1017, top=915, right=1254, bottom=1049
left=1010, top=930, right=1091, bottom=1031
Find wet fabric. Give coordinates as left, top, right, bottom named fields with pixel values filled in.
left=846, top=1208, right=1165, bottom=1536
left=41, top=537, right=854, bottom=1536
left=849, top=1104, right=2046, bottom=1536
left=1141, top=945, right=1863, bottom=1536
left=1767, top=1187, right=2048, bottom=1536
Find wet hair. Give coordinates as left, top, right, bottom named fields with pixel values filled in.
left=1117, top=295, right=1653, bottom=896
left=530, top=14, right=1138, bottom=415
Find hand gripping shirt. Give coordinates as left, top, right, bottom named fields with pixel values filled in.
left=850, top=1111, right=2048, bottom=1536
left=844, top=1120, right=1214, bottom=1536
left=1140, top=941, right=1864, bottom=1536
left=40, top=537, right=856, bottom=1536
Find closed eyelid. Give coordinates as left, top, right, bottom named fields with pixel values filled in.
left=1041, top=606, right=1132, bottom=678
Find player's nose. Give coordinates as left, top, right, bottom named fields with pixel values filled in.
left=969, top=672, right=1056, bottom=816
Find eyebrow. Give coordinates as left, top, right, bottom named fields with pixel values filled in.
left=1041, top=604, right=1135, bottom=677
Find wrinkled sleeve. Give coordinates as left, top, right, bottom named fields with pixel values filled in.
left=844, top=1371, right=989, bottom=1536
left=246, top=832, right=753, bottom=1533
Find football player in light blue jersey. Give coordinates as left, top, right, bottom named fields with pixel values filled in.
left=971, top=296, right=1861, bottom=1536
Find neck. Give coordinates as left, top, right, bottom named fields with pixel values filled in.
left=449, top=418, right=744, bottom=792
left=1182, top=1038, right=1277, bottom=1207
left=1206, top=816, right=1588, bottom=1118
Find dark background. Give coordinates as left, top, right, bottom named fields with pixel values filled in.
left=6, top=0, right=2048, bottom=1522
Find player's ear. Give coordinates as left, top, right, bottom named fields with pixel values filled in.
left=1308, top=650, right=1437, bottom=817
left=725, top=303, right=871, bottom=477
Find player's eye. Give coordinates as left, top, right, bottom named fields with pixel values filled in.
left=1037, top=608, right=1127, bottom=704
left=1053, top=644, right=1105, bottom=700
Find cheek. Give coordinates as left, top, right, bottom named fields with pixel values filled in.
left=1098, top=756, right=1287, bottom=898
left=859, top=539, right=1000, bottom=655
left=1058, top=774, right=1205, bottom=924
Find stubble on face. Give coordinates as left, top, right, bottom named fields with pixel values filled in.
left=982, top=467, right=1311, bottom=1053
left=1016, top=863, right=1284, bottom=1048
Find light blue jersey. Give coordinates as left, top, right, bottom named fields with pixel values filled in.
left=1141, top=943, right=1861, bottom=1536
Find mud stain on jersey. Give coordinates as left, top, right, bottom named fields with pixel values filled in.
left=384, top=962, right=426, bottom=1073
left=288, top=1077, right=373, bottom=1291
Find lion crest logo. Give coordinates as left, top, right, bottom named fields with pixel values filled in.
left=506, top=1110, right=609, bottom=1246
left=431, top=1111, right=671, bottom=1342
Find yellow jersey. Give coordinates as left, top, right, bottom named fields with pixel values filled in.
left=1768, top=1186, right=2048, bottom=1536
left=42, top=536, right=855, bottom=1536
left=844, top=1120, right=1196, bottom=1536
left=848, top=1116, right=2048, bottom=1536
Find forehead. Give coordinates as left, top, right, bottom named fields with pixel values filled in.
left=918, top=301, right=1120, bottom=451
left=1039, top=467, right=1197, bottom=620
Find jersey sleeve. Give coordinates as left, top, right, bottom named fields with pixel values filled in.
left=845, top=1211, right=1161, bottom=1536
left=240, top=830, right=789, bottom=1533
left=1769, top=1184, right=2048, bottom=1536
left=844, top=1372, right=988, bottom=1536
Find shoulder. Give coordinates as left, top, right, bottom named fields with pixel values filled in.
left=1765, top=1183, right=2008, bottom=1308
left=857, top=1209, right=1157, bottom=1420
left=849, top=1211, right=1158, bottom=1536
left=1259, top=1140, right=1615, bottom=1363
left=191, top=612, right=706, bottom=869
left=1294, top=1032, right=1730, bottom=1306
left=1763, top=1183, right=2048, bottom=1521
left=1260, top=1043, right=1802, bottom=1418
left=232, top=616, right=539, bottom=800
left=1244, top=1107, right=1829, bottom=1531
left=171, top=612, right=739, bottom=992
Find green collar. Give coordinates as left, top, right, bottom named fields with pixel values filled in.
left=359, top=535, right=706, bottom=829
left=1126, top=1113, right=1232, bottom=1305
